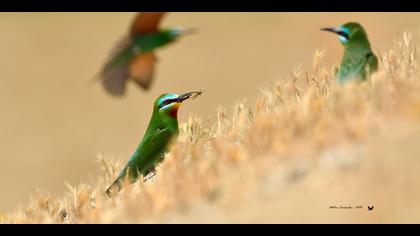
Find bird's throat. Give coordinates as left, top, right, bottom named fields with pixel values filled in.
left=169, top=102, right=181, bottom=118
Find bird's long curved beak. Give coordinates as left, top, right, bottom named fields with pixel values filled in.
left=321, top=27, right=349, bottom=40
left=176, top=91, right=203, bottom=103
left=321, top=27, right=340, bottom=34
left=179, top=27, right=199, bottom=36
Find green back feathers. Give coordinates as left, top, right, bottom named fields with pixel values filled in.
left=132, top=29, right=179, bottom=53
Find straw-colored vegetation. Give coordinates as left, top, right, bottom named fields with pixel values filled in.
left=3, top=33, right=420, bottom=223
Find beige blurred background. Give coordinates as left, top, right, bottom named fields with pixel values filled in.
left=1, top=13, right=420, bottom=213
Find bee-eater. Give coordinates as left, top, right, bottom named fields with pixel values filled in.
left=321, top=22, right=378, bottom=82
left=106, top=91, right=202, bottom=197
left=98, top=12, right=196, bottom=96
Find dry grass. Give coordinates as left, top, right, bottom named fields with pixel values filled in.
left=3, top=32, right=420, bottom=224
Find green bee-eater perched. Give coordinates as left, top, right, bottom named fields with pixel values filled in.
left=322, top=22, right=378, bottom=82
left=98, top=12, right=197, bottom=96
left=106, top=91, right=202, bottom=197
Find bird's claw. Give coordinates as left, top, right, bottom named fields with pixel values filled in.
left=144, top=170, right=157, bottom=182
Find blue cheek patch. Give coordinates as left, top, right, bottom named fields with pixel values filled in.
left=160, top=103, right=173, bottom=111
left=339, top=36, right=348, bottom=43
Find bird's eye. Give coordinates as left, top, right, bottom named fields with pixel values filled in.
left=338, top=31, right=350, bottom=43
left=159, top=99, right=174, bottom=109
left=339, top=31, right=350, bottom=40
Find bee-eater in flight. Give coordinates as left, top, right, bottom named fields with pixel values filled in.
left=98, top=12, right=197, bottom=96
left=321, top=22, right=378, bottom=82
left=106, top=91, right=202, bottom=197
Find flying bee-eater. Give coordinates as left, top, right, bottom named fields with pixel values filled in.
left=98, top=12, right=197, bottom=96
left=106, top=91, right=203, bottom=197
left=321, top=22, right=378, bottom=82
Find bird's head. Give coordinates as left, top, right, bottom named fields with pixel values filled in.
left=321, top=22, right=370, bottom=47
left=163, top=27, right=199, bottom=41
left=154, top=91, right=203, bottom=119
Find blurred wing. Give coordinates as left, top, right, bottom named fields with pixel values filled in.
left=129, top=52, right=157, bottom=90
left=99, top=36, right=132, bottom=96
left=130, top=12, right=166, bottom=36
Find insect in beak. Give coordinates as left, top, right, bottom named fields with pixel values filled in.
left=176, top=91, right=203, bottom=103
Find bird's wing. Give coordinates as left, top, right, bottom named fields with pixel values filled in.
left=355, top=52, right=378, bottom=80
left=106, top=126, right=175, bottom=196
left=98, top=36, right=133, bottom=96
left=366, top=52, right=378, bottom=75
left=341, top=53, right=374, bottom=81
left=130, top=12, right=166, bottom=37
left=128, top=126, right=177, bottom=175
left=129, top=52, right=157, bottom=90
left=354, top=57, right=369, bottom=79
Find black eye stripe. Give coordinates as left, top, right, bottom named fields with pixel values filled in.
left=159, top=98, right=176, bottom=109
left=338, top=31, right=350, bottom=40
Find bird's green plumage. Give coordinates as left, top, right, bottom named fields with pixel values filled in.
left=104, top=92, right=205, bottom=197
left=132, top=29, right=178, bottom=53
left=118, top=95, right=179, bottom=182
left=110, top=29, right=178, bottom=68
left=325, top=22, right=378, bottom=82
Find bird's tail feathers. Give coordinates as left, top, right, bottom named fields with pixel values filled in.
left=105, top=178, right=122, bottom=198
left=105, top=167, right=134, bottom=198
